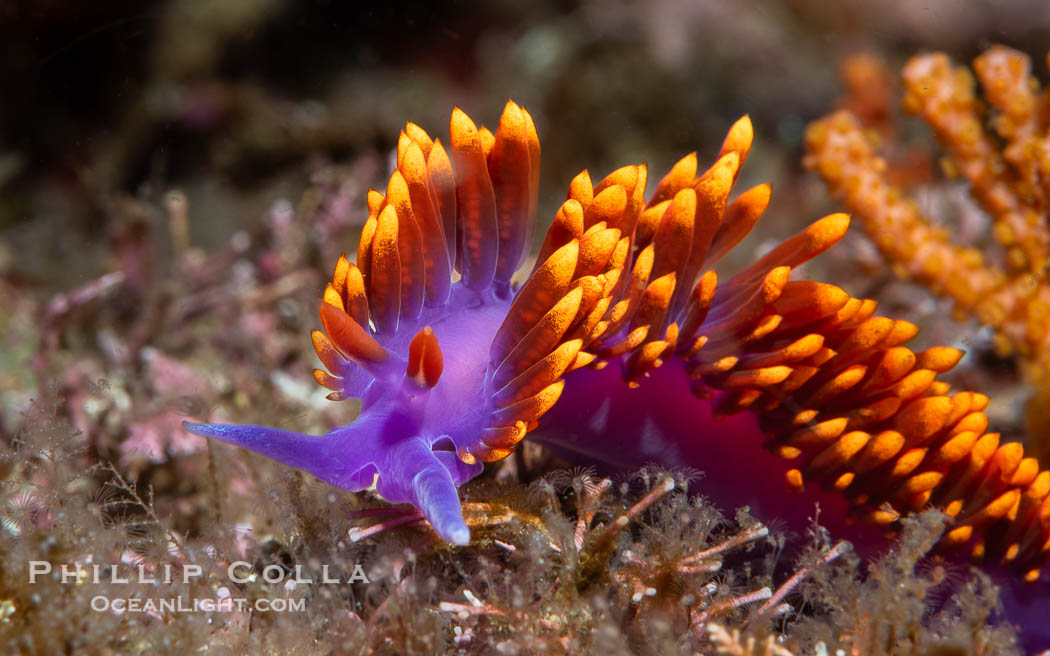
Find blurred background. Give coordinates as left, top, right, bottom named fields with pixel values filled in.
left=4, top=6, right=1050, bottom=653
left=3, top=0, right=1049, bottom=286
left=1, top=0, right=1049, bottom=485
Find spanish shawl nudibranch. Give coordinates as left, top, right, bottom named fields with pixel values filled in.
left=185, top=101, right=1050, bottom=639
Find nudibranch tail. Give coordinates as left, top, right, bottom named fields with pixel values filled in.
left=185, top=100, right=1050, bottom=588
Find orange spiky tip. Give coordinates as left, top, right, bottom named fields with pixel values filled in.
left=407, top=327, right=443, bottom=389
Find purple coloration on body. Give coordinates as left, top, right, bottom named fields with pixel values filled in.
left=187, top=285, right=511, bottom=545
left=184, top=102, right=1050, bottom=649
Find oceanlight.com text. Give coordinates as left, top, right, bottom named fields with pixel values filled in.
left=90, top=595, right=306, bottom=613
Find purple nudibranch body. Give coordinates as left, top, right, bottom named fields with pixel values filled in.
left=184, top=101, right=1050, bottom=648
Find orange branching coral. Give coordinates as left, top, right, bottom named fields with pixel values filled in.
left=837, top=52, right=895, bottom=139
left=805, top=45, right=1050, bottom=467
left=833, top=52, right=934, bottom=189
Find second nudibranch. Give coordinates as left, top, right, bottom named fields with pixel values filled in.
left=185, top=101, right=1050, bottom=591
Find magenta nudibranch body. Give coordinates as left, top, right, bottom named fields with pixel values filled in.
left=184, top=103, right=1050, bottom=617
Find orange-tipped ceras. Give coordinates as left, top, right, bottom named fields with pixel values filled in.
left=185, top=101, right=1050, bottom=620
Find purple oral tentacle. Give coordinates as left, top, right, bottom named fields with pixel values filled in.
left=182, top=414, right=381, bottom=491
left=376, top=437, right=475, bottom=545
